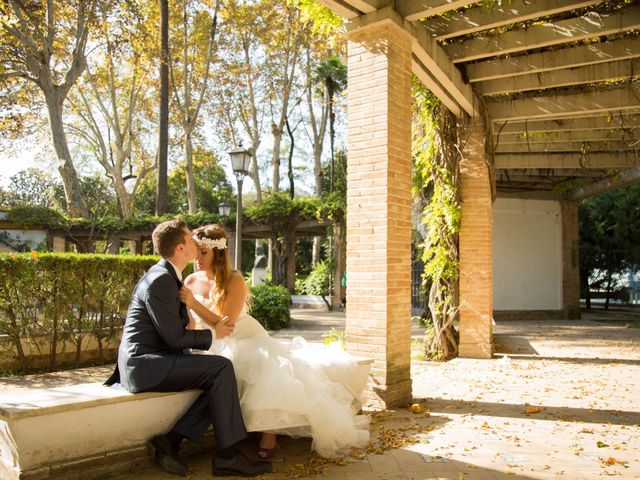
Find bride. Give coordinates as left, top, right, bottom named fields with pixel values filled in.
left=179, top=224, right=370, bottom=459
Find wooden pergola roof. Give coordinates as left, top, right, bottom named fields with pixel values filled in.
left=318, top=0, right=640, bottom=199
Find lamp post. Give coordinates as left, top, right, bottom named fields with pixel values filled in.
left=217, top=200, right=231, bottom=217
left=229, top=146, right=252, bottom=269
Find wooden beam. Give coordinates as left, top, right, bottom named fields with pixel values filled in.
left=347, top=7, right=479, bottom=117
left=496, top=129, right=639, bottom=144
left=409, top=19, right=478, bottom=116
left=495, top=151, right=640, bottom=169
left=423, top=0, right=600, bottom=40
left=478, top=59, right=640, bottom=96
left=569, top=167, right=640, bottom=200
left=446, top=5, right=640, bottom=64
left=397, top=0, right=482, bottom=21
left=495, top=141, right=636, bottom=153
left=314, top=0, right=363, bottom=19
left=487, top=84, right=640, bottom=122
left=466, top=38, right=640, bottom=83
left=496, top=190, right=564, bottom=200
left=499, top=168, right=610, bottom=177
left=495, top=113, right=640, bottom=134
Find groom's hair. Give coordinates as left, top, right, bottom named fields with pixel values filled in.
left=152, top=219, right=188, bottom=258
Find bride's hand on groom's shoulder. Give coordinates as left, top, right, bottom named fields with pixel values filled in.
left=215, top=316, right=234, bottom=338
left=179, top=286, right=196, bottom=307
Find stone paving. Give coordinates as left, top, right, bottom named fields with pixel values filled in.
left=3, top=308, right=640, bottom=479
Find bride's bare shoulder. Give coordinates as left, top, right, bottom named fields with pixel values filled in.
left=228, top=270, right=249, bottom=292
left=184, top=270, right=208, bottom=286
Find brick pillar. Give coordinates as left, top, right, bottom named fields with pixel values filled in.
left=458, top=125, right=493, bottom=359
left=345, top=20, right=413, bottom=408
left=561, top=200, right=581, bottom=319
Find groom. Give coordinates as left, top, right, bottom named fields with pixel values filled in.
left=106, top=219, right=270, bottom=477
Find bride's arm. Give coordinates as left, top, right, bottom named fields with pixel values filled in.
left=219, top=272, right=250, bottom=324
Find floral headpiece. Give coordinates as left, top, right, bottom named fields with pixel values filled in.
left=194, top=236, right=227, bottom=250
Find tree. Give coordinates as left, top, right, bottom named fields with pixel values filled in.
left=156, top=0, right=170, bottom=215
left=0, top=0, right=97, bottom=216
left=68, top=1, right=157, bottom=219
left=0, top=168, right=58, bottom=208
left=134, top=146, right=233, bottom=215
left=263, top=0, right=310, bottom=193
left=211, top=0, right=269, bottom=203
left=170, top=0, right=222, bottom=214
left=314, top=55, right=346, bottom=193
left=579, top=183, right=640, bottom=309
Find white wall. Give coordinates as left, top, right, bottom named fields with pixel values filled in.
left=493, top=198, right=563, bottom=310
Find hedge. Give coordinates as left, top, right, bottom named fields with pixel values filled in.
left=0, top=253, right=292, bottom=373
left=0, top=253, right=156, bottom=371
left=248, top=284, right=291, bottom=330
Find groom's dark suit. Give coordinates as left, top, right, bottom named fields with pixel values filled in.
left=106, top=258, right=247, bottom=449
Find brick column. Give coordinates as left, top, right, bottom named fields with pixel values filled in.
left=345, top=20, right=413, bottom=408
left=458, top=125, right=493, bottom=359
left=561, top=200, right=581, bottom=319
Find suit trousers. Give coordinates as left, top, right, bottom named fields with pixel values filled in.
left=148, top=354, right=247, bottom=450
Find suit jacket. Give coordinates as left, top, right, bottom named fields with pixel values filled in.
left=105, top=259, right=212, bottom=392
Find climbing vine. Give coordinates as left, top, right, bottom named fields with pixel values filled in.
left=412, top=77, right=461, bottom=360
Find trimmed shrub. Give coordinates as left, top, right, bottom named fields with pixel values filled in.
left=296, top=260, right=332, bottom=308
left=0, top=252, right=157, bottom=371
left=248, top=284, right=291, bottom=330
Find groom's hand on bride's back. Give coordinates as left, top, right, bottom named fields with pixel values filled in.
left=215, top=316, right=234, bottom=338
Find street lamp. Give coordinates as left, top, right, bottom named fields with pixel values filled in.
left=229, top=145, right=252, bottom=269
left=218, top=200, right=231, bottom=217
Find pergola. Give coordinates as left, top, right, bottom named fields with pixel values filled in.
left=317, top=0, right=639, bottom=408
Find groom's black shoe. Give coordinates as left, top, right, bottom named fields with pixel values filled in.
left=147, top=435, right=188, bottom=477
left=212, top=450, right=272, bottom=477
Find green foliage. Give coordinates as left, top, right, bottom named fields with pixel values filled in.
left=322, top=327, right=345, bottom=347
left=3, top=205, right=230, bottom=234
left=0, top=253, right=157, bottom=372
left=579, top=183, right=640, bottom=304
left=0, top=168, right=58, bottom=209
left=245, top=192, right=320, bottom=226
left=133, top=148, right=233, bottom=215
left=248, top=284, right=291, bottom=330
left=7, top=206, right=66, bottom=229
left=54, top=173, right=120, bottom=218
left=296, top=259, right=332, bottom=296
left=318, top=149, right=347, bottom=222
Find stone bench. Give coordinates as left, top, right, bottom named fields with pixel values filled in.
left=0, top=357, right=373, bottom=480
left=0, top=384, right=202, bottom=480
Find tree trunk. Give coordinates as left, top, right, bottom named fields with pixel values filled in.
left=286, top=233, right=296, bottom=293
left=331, top=221, right=346, bottom=311
left=604, top=271, right=612, bottom=310
left=44, top=93, right=88, bottom=217
left=185, top=129, right=197, bottom=213
left=272, top=123, right=282, bottom=193
left=580, top=267, right=591, bottom=309
left=286, top=118, right=295, bottom=199
left=156, top=0, right=170, bottom=215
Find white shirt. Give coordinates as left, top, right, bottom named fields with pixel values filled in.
left=167, top=260, right=183, bottom=282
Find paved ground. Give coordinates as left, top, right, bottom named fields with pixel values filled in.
left=3, top=308, right=640, bottom=479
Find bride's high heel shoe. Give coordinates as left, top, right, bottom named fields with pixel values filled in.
left=257, top=433, right=276, bottom=460
left=257, top=446, right=275, bottom=460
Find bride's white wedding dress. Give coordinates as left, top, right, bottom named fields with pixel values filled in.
left=191, top=295, right=371, bottom=458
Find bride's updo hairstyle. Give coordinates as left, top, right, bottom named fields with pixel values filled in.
left=193, top=224, right=234, bottom=309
